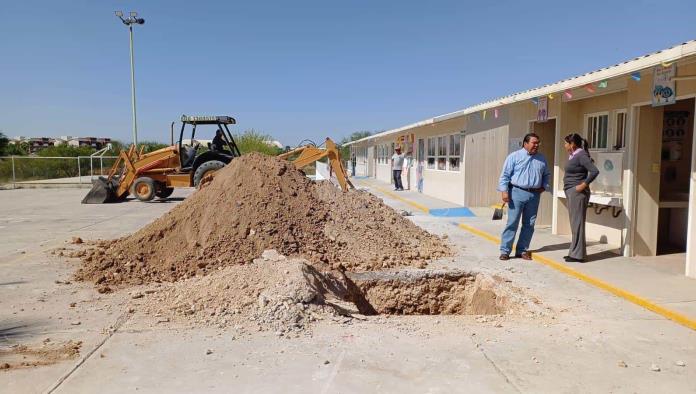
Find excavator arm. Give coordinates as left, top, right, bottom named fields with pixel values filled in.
left=280, top=138, right=354, bottom=192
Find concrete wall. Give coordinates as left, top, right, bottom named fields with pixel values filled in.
left=633, top=105, right=663, bottom=255
left=347, top=54, right=696, bottom=275
left=556, top=91, right=629, bottom=247
left=464, top=125, right=508, bottom=207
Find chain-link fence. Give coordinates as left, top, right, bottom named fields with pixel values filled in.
left=0, top=156, right=118, bottom=189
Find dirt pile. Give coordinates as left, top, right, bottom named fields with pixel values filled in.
left=140, top=250, right=342, bottom=334
left=75, top=153, right=450, bottom=287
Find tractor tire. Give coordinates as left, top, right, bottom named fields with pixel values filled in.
left=132, top=177, right=156, bottom=202
left=193, top=160, right=225, bottom=187
left=155, top=184, right=174, bottom=199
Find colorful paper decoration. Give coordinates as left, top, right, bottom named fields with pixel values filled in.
left=494, top=108, right=499, bottom=118
left=564, top=90, right=573, bottom=99
left=482, top=110, right=487, bottom=120
left=585, top=84, right=595, bottom=93
left=548, top=93, right=554, bottom=100
left=631, top=72, right=641, bottom=81
left=598, top=80, right=608, bottom=88
left=531, top=97, right=539, bottom=105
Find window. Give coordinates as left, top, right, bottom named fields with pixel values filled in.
left=417, top=139, right=424, bottom=162
left=587, top=114, right=608, bottom=150
left=614, top=111, right=626, bottom=150
left=448, top=134, right=461, bottom=171
left=427, top=137, right=436, bottom=169
left=437, top=136, right=447, bottom=170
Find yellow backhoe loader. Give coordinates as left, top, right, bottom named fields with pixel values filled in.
left=82, top=115, right=241, bottom=203
left=278, top=138, right=354, bottom=192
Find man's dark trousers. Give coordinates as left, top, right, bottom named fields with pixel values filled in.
left=393, top=170, right=403, bottom=190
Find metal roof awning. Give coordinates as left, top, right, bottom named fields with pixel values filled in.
left=344, top=39, right=696, bottom=146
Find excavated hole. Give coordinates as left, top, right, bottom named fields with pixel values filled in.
left=343, top=269, right=518, bottom=316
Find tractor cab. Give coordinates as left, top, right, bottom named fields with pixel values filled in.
left=179, top=115, right=241, bottom=172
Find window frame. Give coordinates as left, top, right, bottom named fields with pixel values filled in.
left=437, top=136, right=447, bottom=170
left=424, top=133, right=462, bottom=172
left=448, top=134, right=461, bottom=172
left=613, top=109, right=627, bottom=151
left=584, top=112, right=610, bottom=151
left=426, top=137, right=437, bottom=169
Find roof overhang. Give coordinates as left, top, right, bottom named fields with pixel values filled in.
left=344, top=39, right=696, bottom=146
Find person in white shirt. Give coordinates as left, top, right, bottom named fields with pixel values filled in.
left=391, top=147, right=405, bottom=191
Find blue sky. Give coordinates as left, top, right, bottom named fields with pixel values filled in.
left=1, top=0, right=695, bottom=145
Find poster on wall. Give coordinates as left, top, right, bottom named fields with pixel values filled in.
left=537, top=97, right=548, bottom=122
left=652, top=64, right=676, bottom=107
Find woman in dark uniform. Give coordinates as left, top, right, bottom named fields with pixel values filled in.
left=563, top=133, right=599, bottom=262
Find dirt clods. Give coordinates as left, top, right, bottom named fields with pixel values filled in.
left=141, top=251, right=340, bottom=334
left=0, top=340, right=81, bottom=371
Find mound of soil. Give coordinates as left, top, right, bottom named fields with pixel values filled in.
left=141, top=250, right=340, bottom=334
left=75, top=153, right=450, bottom=287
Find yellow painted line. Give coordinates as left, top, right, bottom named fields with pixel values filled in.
left=457, top=223, right=696, bottom=332
left=354, top=183, right=696, bottom=332
left=361, top=183, right=430, bottom=214
left=356, top=186, right=696, bottom=330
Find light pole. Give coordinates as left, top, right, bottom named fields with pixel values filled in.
left=114, top=11, right=145, bottom=148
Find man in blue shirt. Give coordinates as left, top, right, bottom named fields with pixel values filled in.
left=497, top=133, right=551, bottom=261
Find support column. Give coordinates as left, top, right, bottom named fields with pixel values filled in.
left=623, top=105, right=640, bottom=257
left=686, top=100, right=696, bottom=278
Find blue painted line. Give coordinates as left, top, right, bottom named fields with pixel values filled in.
left=429, top=207, right=476, bottom=217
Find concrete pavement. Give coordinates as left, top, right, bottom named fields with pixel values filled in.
left=1, top=186, right=695, bottom=393
left=355, top=177, right=696, bottom=325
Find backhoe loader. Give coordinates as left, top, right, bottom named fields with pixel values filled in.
left=82, top=115, right=241, bottom=203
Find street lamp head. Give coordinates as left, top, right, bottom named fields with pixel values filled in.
left=129, top=11, right=138, bottom=17
left=114, top=11, right=123, bottom=17
left=135, top=18, right=145, bottom=25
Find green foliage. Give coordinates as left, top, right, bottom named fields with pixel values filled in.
left=106, top=140, right=126, bottom=155
left=234, top=129, right=282, bottom=156
left=339, top=130, right=373, bottom=160
left=4, top=143, right=30, bottom=155
left=37, top=144, right=95, bottom=157
left=0, top=132, right=8, bottom=155
left=105, top=140, right=169, bottom=155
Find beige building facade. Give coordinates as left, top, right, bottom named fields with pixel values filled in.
left=347, top=40, right=696, bottom=278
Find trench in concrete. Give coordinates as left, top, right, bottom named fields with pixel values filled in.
left=306, top=268, right=521, bottom=316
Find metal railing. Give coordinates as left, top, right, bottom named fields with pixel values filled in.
left=0, top=155, right=118, bottom=189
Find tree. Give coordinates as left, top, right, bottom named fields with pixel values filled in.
left=105, top=140, right=168, bottom=155
left=37, top=144, right=95, bottom=157
left=4, top=143, right=29, bottom=155
left=339, top=130, right=373, bottom=160
left=0, top=132, right=8, bottom=156
left=234, top=129, right=282, bottom=156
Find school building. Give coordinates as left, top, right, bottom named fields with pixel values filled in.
left=345, top=40, right=696, bottom=278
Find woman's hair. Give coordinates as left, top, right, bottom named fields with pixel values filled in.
left=564, top=133, right=590, bottom=157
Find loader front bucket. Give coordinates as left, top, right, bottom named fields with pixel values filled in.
left=81, top=177, right=120, bottom=204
